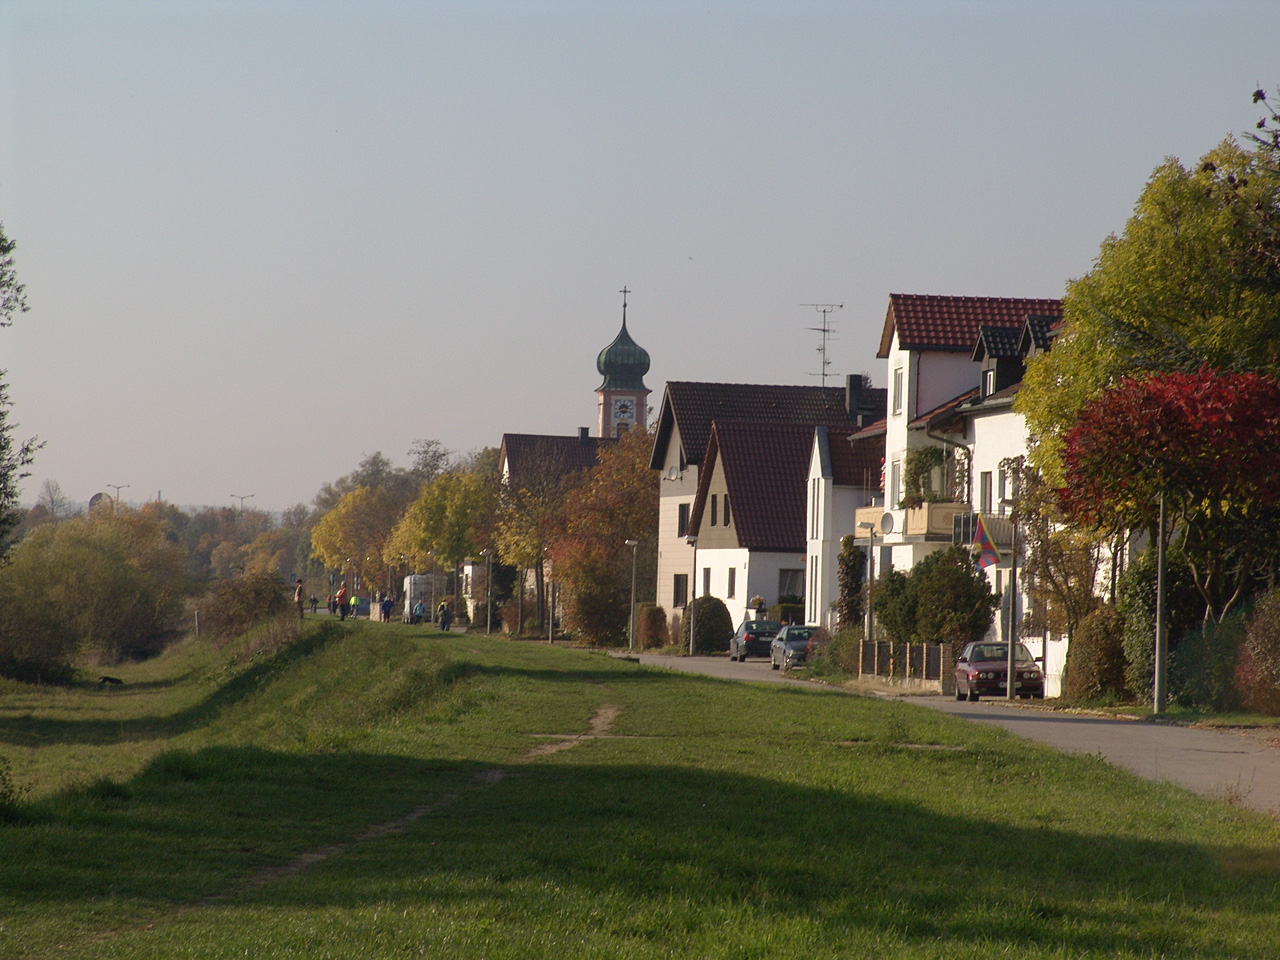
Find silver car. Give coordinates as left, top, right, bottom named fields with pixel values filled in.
left=770, top=625, right=816, bottom=671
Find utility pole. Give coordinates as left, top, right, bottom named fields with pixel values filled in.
left=803, top=303, right=843, bottom=389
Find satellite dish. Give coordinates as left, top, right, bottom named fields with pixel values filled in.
left=88, top=492, right=105, bottom=510
left=879, top=512, right=895, bottom=534
left=666, top=465, right=679, bottom=481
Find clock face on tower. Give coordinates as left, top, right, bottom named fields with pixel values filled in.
left=612, top=397, right=635, bottom=421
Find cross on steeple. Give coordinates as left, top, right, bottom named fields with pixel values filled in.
left=620, top=286, right=630, bottom=323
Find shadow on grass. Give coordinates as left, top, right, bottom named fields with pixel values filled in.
left=1, top=742, right=1276, bottom=957
left=0, top=622, right=349, bottom=747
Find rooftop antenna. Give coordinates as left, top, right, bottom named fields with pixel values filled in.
left=802, top=303, right=843, bottom=388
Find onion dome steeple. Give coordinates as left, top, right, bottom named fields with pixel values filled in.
left=596, top=290, right=651, bottom=391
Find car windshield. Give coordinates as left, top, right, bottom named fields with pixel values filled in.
left=745, top=621, right=782, bottom=633
left=784, top=630, right=813, bottom=644
left=968, top=643, right=1034, bottom=662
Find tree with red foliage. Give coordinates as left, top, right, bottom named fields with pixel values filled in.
left=1059, top=367, right=1280, bottom=622
left=549, top=426, right=658, bottom=644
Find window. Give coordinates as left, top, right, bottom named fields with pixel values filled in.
left=677, top=502, right=690, bottom=538
left=892, top=367, right=904, bottom=415
left=810, top=478, right=819, bottom=539
left=723, top=494, right=731, bottom=526
left=727, top=567, right=736, bottom=598
left=997, top=468, right=1008, bottom=515
left=980, top=471, right=993, bottom=515
left=673, top=574, right=688, bottom=609
left=702, top=567, right=711, bottom=597
left=778, top=568, right=804, bottom=599
left=808, top=555, right=818, bottom=623
left=710, top=494, right=718, bottom=527
left=890, top=460, right=902, bottom=508
left=983, top=368, right=995, bottom=397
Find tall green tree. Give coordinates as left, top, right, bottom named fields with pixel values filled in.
left=0, top=219, right=40, bottom=549
left=1018, top=136, right=1280, bottom=483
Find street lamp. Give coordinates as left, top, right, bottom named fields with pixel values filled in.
left=625, top=539, right=640, bottom=652
left=481, top=548, right=494, bottom=634
left=107, top=483, right=130, bottom=505
left=686, top=534, right=698, bottom=656
left=857, top=521, right=877, bottom=654
left=230, top=493, right=254, bottom=513
left=1001, top=498, right=1019, bottom=701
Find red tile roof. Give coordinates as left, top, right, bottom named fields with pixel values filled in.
left=826, top=427, right=886, bottom=489
left=908, top=387, right=980, bottom=428
left=877, top=294, right=1064, bottom=358
left=690, top=421, right=820, bottom=553
left=498, top=433, right=615, bottom=488
left=649, top=380, right=886, bottom=470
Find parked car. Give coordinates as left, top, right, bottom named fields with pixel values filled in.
left=770, top=625, right=816, bottom=671
left=729, top=619, right=783, bottom=661
left=954, top=641, right=1044, bottom=701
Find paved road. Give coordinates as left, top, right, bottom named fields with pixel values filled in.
left=622, top=652, right=1280, bottom=815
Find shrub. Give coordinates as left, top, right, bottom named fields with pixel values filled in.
left=767, top=602, right=804, bottom=625
left=635, top=602, right=668, bottom=649
left=201, top=575, right=290, bottom=645
left=1117, top=543, right=1202, bottom=703
left=872, top=569, right=916, bottom=645
left=810, top=626, right=861, bottom=676
left=682, top=596, right=733, bottom=653
left=1063, top=603, right=1127, bottom=701
left=1172, top=612, right=1244, bottom=712
left=1239, top=588, right=1280, bottom=714
left=910, top=547, right=999, bottom=649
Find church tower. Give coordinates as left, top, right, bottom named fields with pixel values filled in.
left=596, top=288, right=651, bottom=438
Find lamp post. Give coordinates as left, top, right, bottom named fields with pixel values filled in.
left=1154, top=491, right=1168, bottom=714
left=1001, top=498, right=1019, bottom=701
left=857, top=521, right=877, bottom=657
left=108, top=483, right=130, bottom=505
left=686, top=534, right=698, bottom=656
left=482, top=548, right=493, bottom=635
left=625, top=539, right=640, bottom=652
left=230, top=493, right=253, bottom=513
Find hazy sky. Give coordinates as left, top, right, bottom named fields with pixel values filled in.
left=2, top=1, right=1276, bottom=511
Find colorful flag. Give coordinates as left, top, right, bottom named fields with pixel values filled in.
left=972, top=513, right=1000, bottom=569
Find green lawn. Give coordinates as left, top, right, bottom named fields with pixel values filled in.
left=3, top=620, right=1280, bottom=958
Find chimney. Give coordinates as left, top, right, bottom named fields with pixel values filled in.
left=578, top=426, right=590, bottom=444
left=845, top=374, right=863, bottom=419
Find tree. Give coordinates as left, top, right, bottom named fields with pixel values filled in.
left=310, top=485, right=404, bottom=593
left=909, top=547, right=1000, bottom=649
left=0, top=220, right=39, bottom=549
left=396, top=470, right=498, bottom=611
left=1018, top=137, right=1280, bottom=484
left=312, top=452, right=421, bottom=515
left=547, top=428, right=659, bottom=644
left=1057, top=367, right=1280, bottom=623
left=836, top=535, right=867, bottom=629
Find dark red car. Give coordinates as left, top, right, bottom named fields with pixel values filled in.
left=954, top=641, right=1044, bottom=701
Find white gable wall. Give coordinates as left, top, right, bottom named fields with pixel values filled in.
left=655, top=417, right=699, bottom=618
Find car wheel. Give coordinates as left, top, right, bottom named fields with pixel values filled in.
left=772, top=657, right=780, bottom=670
left=967, top=686, right=979, bottom=702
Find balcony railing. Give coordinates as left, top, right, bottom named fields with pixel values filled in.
left=853, top=501, right=970, bottom=542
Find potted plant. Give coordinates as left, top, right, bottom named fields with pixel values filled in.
left=749, top=595, right=766, bottom=620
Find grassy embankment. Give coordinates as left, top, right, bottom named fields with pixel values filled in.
left=3, top=619, right=1280, bottom=958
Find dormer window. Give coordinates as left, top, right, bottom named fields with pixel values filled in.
left=983, top=368, right=995, bottom=398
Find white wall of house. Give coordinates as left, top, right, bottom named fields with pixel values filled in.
left=655, top=417, right=698, bottom=618
left=805, top=437, right=876, bottom=630
left=692, top=547, right=807, bottom=627
left=969, top=406, right=1028, bottom=518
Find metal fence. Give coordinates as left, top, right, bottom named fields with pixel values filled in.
left=859, top=640, right=953, bottom=690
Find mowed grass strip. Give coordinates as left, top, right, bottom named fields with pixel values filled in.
left=2, top=624, right=1279, bottom=958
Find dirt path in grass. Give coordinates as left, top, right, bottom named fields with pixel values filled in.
left=218, top=703, right=623, bottom=898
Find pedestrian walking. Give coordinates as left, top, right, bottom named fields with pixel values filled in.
left=335, top=582, right=348, bottom=621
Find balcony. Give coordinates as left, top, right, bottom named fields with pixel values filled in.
left=853, top=501, right=971, bottom=542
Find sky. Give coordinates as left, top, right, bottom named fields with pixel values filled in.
left=1, top=1, right=1277, bottom=512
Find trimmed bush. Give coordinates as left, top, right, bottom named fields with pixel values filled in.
left=1063, top=603, right=1127, bottom=701
left=682, top=596, right=733, bottom=653
left=635, top=602, right=668, bottom=649
left=1171, top=613, right=1243, bottom=712
left=1117, top=544, right=1202, bottom=704
left=810, top=626, right=861, bottom=676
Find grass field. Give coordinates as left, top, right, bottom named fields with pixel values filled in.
left=3, top=619, right=1280, bottom=958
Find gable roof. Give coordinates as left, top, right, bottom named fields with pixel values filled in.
left=1019, top=313, right=1058, bottom=356
left=908, top=387, right=981, bottom=430
left=877, top=294, right=1064, bottom=358
left=689, top=421, right=818, bottom=553
left=498, top=432, right=614, bottom=488
left=648, top=380, right=887, bottom=470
